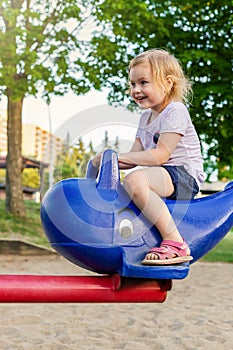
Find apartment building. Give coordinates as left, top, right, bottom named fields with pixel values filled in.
left=22, top=124, right=64, bottom=163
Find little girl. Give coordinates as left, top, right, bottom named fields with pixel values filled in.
left=93, top=49, right=205, bottom=265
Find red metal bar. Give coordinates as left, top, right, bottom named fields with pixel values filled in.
left=0, top=274, right=172, bottom=303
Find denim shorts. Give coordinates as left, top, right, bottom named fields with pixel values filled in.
left=162, top=165, right=199, bottom=200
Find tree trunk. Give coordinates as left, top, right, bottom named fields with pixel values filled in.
left=6, top=95, right=25, bottom=217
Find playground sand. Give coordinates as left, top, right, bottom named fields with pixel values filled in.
left=0, top=254, right=232, bottom=350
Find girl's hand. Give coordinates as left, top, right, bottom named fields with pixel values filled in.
left=91, top=153, right=102, bottom=168
left=118, top=153, right=136, bottom=169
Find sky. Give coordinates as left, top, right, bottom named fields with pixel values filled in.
left=22, top=90, right=109, bottom=132
left=0, top=90, right=140, bottom=152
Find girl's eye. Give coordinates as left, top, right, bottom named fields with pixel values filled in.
left=130, top=82, right=136, bottom=88
left=141, top=80, right=148, bottom=85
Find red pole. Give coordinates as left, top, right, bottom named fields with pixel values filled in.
left=0, top=274, right=171, bottom=303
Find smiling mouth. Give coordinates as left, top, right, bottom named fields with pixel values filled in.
left=136, top=96, right=146, bottom=101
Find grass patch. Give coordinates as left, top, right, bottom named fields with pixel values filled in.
left=201, top=229, right=233, bottom=263
left=0, top=199, right=50, bottom=248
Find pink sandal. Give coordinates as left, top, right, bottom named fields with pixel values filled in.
left=142, top=239, right=193, bottom=265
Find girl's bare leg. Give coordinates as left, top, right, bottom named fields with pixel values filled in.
left=123, top=167, right=190, bottom=260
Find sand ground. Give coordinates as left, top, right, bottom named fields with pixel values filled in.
left=0, top=254, right=232, bottom=350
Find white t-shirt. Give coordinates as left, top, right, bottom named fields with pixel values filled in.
left=136, top=101, right=205, bottom=187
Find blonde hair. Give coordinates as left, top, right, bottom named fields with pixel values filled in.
left=129, top=49, right=192, bottom=105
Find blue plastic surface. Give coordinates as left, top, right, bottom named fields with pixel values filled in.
left=41, top=149, right=233, bottom=280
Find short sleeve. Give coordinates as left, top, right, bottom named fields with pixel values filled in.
left=160, top=103, right=189, bottom=136
left=135, top=110, right=151, bottom=138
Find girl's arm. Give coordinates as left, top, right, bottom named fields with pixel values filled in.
left=118, top=133, right=181, bottom=167
left=91, top=138, right=144, bottom=169
left=118, top=138, right=144, bottom=170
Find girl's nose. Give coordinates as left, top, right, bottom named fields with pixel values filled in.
left=133, top=84, right=141, bottom=93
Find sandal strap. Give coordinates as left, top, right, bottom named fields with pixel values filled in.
left=149, top=239, right=187, bottom=252
left=161, top=239, right=187, bottom=250
left=148, top=239, right=190, bottom=260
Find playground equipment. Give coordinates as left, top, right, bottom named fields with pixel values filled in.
left=1, top=149, right=232, bottom=303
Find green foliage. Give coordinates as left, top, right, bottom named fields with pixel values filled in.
left=0, top=0, right=95, bottom=102
left=86, top=0, right=233, bottom=179
left=0, top=169, right=5, bottom=183
left=22, top=168, right=40, bottom=188
left=76, top=138, right=86, bottom=167
left=53, top=138, right=87, bottom=182
left=1, top=168, right=40, bottom=189
left=0, top=0, right=99, bottom=216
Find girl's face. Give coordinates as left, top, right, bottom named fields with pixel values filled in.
left=129, top=63, right=171, bottom=114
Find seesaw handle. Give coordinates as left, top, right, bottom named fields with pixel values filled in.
left=86, top=149, right=120, bottom=200
left=86, top=149, right=120, bottom=183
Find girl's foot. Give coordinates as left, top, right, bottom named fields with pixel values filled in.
left=142, top=239, right=193, bottom=265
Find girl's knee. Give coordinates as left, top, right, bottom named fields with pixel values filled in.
left=123, top=171, right=147, bottom=196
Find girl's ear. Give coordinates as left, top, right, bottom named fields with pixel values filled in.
left=166, top=75, right=174, bottom=88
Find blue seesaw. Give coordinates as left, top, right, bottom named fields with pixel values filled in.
left=40, top=149, right=233, bottom=281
